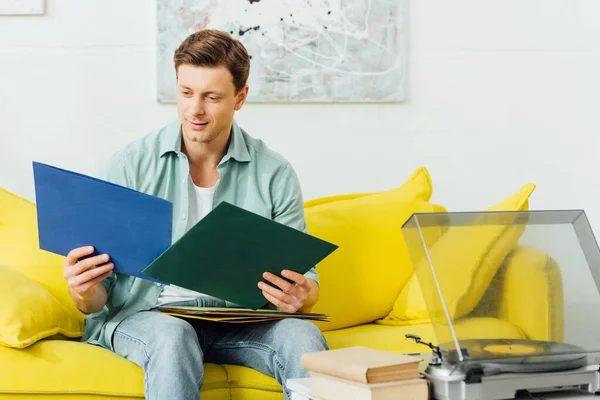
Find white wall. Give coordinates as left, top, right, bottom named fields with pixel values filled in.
left=1, top=0, right=600, bottom=228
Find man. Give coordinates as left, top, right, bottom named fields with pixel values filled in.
left=62, top=29, right=328, bottom=400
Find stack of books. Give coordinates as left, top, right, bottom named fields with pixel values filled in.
left=300, top=346, right=429, bottom=400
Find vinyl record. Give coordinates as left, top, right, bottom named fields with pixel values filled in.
left=440, top=338, right=588, bottom=373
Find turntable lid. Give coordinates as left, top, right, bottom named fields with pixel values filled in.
left=401, top=210, right=600, bottom=366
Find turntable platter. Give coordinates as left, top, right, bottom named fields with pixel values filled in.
left=440, top=339, right=588, bottom=373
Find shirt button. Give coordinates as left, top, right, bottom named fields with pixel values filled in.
left=181, top=214, right=187, bottom=220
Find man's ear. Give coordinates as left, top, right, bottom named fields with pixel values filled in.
left=234, top=85, right=249, bottom=110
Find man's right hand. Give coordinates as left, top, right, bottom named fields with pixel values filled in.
left=63, top=246, right=113, bottom=313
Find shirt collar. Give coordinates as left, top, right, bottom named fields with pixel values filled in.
left=159, top=119, right=183, bottom=157
left=159, top=119, right=251, bottom=163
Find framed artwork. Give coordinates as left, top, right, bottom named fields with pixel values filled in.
left=157, top=0, right=406, bottom=103
left=0, top=0, right=44, bottom=15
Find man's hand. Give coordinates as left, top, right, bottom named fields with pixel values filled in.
left=63, top=246, right=113, bottom=313
left=258, top=270, right=318, bottom=313
left=64, top=246, right=113, bottom=299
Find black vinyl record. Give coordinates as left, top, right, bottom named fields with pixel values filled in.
left=440, top=338, right=588, bottom=373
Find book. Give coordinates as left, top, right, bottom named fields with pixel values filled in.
left=310, top=373, right=429, bottom=400
left=33, top=161, right=172, bottom=284
left=142, top=201, right=339, bottom=309
left=301, top=346, right=422, bottom=384
left=155, top=306, right=330, bottom=323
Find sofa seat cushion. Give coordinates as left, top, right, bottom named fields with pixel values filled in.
left=0, top=339, right=282, bottom=399
left=222, top=365, right=283, bottom=400
left=323, top=318, right=526, bottom=355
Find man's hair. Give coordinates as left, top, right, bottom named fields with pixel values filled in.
left=173, top=29, right=250, bottom=94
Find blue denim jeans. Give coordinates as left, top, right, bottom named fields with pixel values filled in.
left=111, top=298, right=329, bottom=400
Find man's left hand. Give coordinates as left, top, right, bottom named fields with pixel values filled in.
left=258, top=270, right=312, bottom=313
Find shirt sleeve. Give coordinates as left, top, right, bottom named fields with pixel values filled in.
left=271, top=163, right=320, bottom=286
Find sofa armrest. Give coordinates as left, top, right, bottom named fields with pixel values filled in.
left=496, top=246, right=564, bottom=342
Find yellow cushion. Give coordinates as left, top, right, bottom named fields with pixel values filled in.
left=305, top=167, right=446, bottom=331
left=304, top=166, right=434, bottom=208
left=0, top=264, right=84, bottom=348
left=0, top=187, right=84, bottom=323
left=383, top=183, right=536, bottom=325
left=498, top=246, right=564, bottom=341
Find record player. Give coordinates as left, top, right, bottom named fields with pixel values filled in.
left=401, top=210, right=600, bottom=400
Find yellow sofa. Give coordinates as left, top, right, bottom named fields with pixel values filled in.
left=0, top=167, right=563, bottom=399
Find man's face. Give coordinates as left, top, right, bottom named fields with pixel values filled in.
left=176, top=64, right=248, bottom=145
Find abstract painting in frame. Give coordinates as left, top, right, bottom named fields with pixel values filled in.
left=157, top=0, right=406, bottom=103
left=0, top=0, right=44, bottom=15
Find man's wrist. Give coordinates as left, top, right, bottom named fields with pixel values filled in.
left=69, top=285, right=95, bottom=301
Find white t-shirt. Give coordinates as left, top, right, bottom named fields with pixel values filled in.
left=154, top=177, right=217, bottom=306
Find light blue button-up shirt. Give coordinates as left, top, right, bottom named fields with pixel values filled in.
left=81, top=119, right=318, bottom=350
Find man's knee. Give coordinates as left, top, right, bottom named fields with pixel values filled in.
left=113, top=314, right=202, bottom=370
left=154, top=317, right=199, bottom=348
left=275, top=319, right=328, bottom=352
left=133, top=316, right=202, bottom=364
